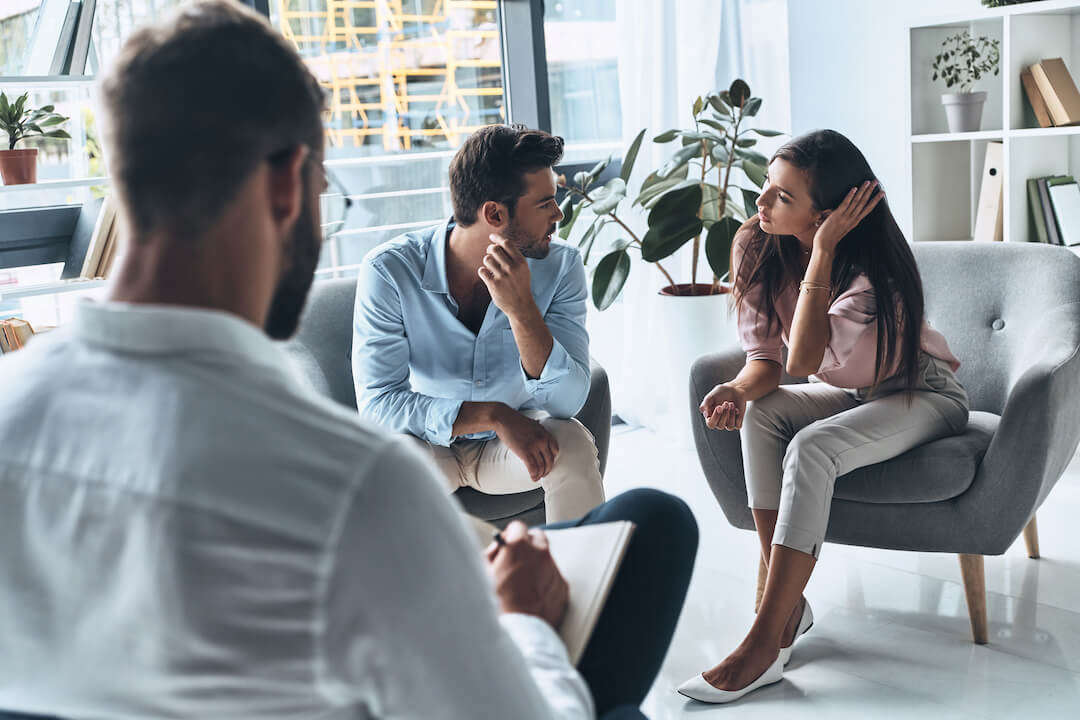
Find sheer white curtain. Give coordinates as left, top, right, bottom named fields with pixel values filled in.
left=584, top=0, right=790, bottom=431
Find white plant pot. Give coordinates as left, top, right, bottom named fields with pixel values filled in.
left=941, top=91, right=987, bottom=133
left=655, top=285, right=738, bottom=445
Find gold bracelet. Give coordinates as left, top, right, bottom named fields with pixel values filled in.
left=799, top=281, right=831, bottom=292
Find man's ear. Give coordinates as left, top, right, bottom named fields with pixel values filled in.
left=267, top=145, right=310, bottom=232
left=480, top=200, right=509, bottom=230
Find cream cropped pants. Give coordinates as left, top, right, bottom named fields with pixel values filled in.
left=743, top=352, right=969, bottom=558
left=411, top=411, right=606, bottom=523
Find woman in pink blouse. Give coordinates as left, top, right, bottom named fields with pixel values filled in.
left=678, top=130, right=969, bottom=704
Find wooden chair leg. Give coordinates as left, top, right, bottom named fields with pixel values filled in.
left=958, top=554, right=988, bottom=645
left=755, top=554, right=767, bottom=613
left=1022, top=515, right=1040, bottom=559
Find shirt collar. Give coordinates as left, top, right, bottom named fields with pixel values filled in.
left=72, top=300, right=285, bottom=372
left=421, top=217, right=454, bottom=294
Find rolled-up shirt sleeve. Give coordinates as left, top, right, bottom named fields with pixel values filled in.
left=352, top=260, right=462, bottom=446
left=521, top=251, right=591, bottom=418
left=733, top=230, right=784, bottom=365
left=817, top=276, right=878, bottom=376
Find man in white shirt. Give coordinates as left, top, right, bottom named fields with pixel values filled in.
left=0, top=2, right=697, bottom=719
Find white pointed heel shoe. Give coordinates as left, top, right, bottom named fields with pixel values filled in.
left=779, top=599, right=814, bottom=666
left=676, top=654, right=784, bottom=704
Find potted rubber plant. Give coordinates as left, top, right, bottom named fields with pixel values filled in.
left=0, top=91, right=71, bottom=185
left=931, top=31, right=1000, bottom=133
left=557, top=78, right=781, bottom=310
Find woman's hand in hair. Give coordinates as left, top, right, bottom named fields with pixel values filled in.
left=812, top=180, right=885, bottom=254
left=700, top=383, right=747, bottom=431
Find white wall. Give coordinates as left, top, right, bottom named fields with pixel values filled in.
left=786, top=0, right=988, bottom=238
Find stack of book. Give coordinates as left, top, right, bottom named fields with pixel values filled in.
left=1028, top=175, right=1080, bottom=246
left=79, top=196, right=122, bottom=280
left=1021, top=58, right=1080, bottom=128
left=0, top=318, right=36, bottom=354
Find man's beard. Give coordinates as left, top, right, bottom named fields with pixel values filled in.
left=265, top=198, right=321, bottom=340
left=507, top=216, right=556, bottom=260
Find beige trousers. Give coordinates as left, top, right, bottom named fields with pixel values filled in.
left=742, top=352, right=969, bottom=558
left=411, top=412, right=606, bottom=523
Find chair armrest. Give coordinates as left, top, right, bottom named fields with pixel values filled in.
left=966, top=302, right=1080, bottom=551
left=576, top=358, right=612, bottom=477
left=688, top=346, right=756, bottom=530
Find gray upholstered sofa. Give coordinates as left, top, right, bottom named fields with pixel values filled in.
left=280, top=277, right=611, bottom=527
left=688, top=241, right=1080, bottom=643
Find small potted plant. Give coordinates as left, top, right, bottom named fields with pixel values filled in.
left=931, top=30, right=1000, bottom=133
left=0, top=91, right=71, bottom=185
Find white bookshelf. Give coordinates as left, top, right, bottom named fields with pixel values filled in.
left=907, top=0, right=1080, bottom=256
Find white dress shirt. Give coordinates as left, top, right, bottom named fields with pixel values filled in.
left=0, top=301, right=593, bottom=720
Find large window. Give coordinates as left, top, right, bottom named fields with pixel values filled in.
left=269, top=0, right=506, bottom=280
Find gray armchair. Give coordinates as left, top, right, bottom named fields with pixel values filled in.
left=280, top=277, right=611, bottom=528
left=689, top=241, right=1080, bottom=644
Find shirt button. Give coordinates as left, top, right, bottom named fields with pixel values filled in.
left=992, top=319, right=1005, bottom=331
left=475, top=379, right=485, bottom=386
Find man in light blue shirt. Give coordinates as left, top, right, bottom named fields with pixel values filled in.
left=353, top=125, right=605, bottom=521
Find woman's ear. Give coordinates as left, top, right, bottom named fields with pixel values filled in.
left=814, top=210, right=830, bottom=227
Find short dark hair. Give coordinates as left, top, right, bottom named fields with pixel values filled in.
left=449, top=124, right=564, bottom=226
left=99, top=0, right=325, bottom=239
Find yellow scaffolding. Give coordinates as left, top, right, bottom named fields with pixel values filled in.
left=277, top=0, right=504, bottom=151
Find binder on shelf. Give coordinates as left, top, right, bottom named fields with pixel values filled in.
left=1037, top=176, right=1069, bottom=246
left=1048, top=179, right=1080, bottom=247
left=973, top=142, right=1003, bottom=243
left=1028, top=178, right=1049, bottom=243
left=1021, top=67, right=1054, bottom=128
left=69, top=0, right=97, bottom=76
left=1030, top=58, right=1080, bottom=127
left=48, top=1, right=82, bottom=76
left=79, top=196, right=115, bottom=278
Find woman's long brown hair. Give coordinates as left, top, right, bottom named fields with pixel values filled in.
left=733, top=129, right=925, bottom=393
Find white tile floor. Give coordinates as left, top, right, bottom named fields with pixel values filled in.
left=603, top=423, right=1080, bottom=719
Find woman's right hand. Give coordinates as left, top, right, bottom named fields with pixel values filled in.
left=699, top=383, right=747, bottom=431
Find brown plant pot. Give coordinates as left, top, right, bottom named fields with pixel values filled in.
left=0, top=148, right=38, bottom=185
left=658, top=282, right=731, bottom=297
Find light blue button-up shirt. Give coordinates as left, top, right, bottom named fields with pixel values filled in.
left=352, top=218, right=591, bottom=447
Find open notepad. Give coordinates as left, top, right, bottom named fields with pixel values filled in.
left=465, top=516, right=636, bottom=665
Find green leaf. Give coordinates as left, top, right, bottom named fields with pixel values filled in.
left=707, top=95, right=730, bottom=116
left=641, top=184, right=704, bottom=262
left=573, top=170, right=590, bottom=188
left=681, top=130, right=720, bottom=143
left=751, top=128, right=783, bottom=137
left=729, top=79, right=751, bottom=107
left=702, top=184, right=720, bottom=223
left=0, top=93, right=8, bottom=117
left=26, top=123, right=42, bottom=135
left=699, top=118, right=727, bottom=132
left=619, top=128, right=647, bottom=183
left=742, top=97, right=762, bottom=116
left=692, top=96, right=704, bottom=116
left=636, top=173, right=689, bottom=208
left=579, top=223, right=600, bottom=264
left=736, top=138, right=757, bottom=148
left=719, top=90, right=733, bottom=107
left=735, top=148, right=769, bottom=167
left=589, top=177, right=627, bottom=214
left=741, top=160, right=767, bottom=187
left=587, top=156, right=611, bottom=184
left=658, top=143, right=701, bottom=178
left=592, top=248, right=632, bottom=310
left=43, top=129, right=70, bottom=139
left=741, top=187, right=760, bottom=219
left=558, top=199, right=585, bottom=240
left=706, top=217, right=741, bottom=279
left=653, top=129, right=680, bottom=143
left=711, top=144, right=730, bottom=165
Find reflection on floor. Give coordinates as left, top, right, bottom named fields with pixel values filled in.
left=604, top=424, right=1080, bottom=719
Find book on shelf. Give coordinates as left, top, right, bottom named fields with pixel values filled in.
left=1048, top=178, right=1080, bottom=247
left=0, top=318, right=36, bottom=354
left=1030, top=58, right=1080, bottom=127
left=1028, top=178, right=1049, bottom=243
left=1037, top=177, right=1063, bottom=245
left=48, top=1, right=82, bottom=75
left=973, top=142, right=1003, bottom=242
left=1021, top=67, right=1054, bottom=128
left=79, top=196, right=116, bottom=279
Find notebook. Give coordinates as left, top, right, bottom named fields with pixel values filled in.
left=465, top=515, right=635, bottom=665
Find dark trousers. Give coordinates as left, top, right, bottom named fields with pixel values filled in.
left=545, top=488, right=699, bottom=718
left=0, top=488, right=698, bottom=720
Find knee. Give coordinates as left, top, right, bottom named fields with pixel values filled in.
left=783, top=426, right=836, bottom=474
left=605, top=489, right=699, bottom=552
left=542, top=418, right=600, bottom=476
left=743, top=391, right=787, bottom=433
